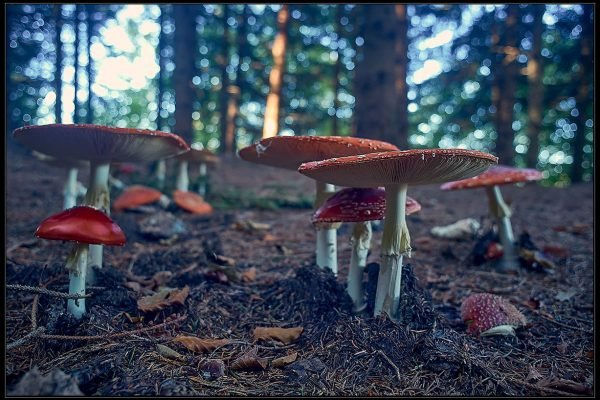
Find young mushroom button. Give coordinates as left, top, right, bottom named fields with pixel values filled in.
left=313, top=187, right=421, bottom=313
left=299, top=149, right=498, bottom=321
left=35, top=206, right=126, bottom=319
left=238, top=135, right=399, bottom=274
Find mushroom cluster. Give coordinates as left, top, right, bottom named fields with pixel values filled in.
left=299, top=149, right=498, bottom=320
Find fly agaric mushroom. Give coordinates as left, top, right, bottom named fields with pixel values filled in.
left=460, top=293, right=527, bottom=336
left=113, top=185, right=170, bottom=212
left=32, top=150, right=88, bottom=209
left=238, top=135, right=399, bottom=274
left=35, top=206, right=126, bottom=318
left=176, top=146, right=220, bottom=195
left=299, top=149, right=497, bottom=320
left=13, top=124, right=189, bottom=280
left=313, top=187, right=421, bottom=312
left=173, top=190, right=213, bottom=215
left=440, top=165, right=543, bottom=271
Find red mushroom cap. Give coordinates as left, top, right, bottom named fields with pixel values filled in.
left=238, top=135, right=399, bottom=171
left=299, top=149, right=498, bottom=188
left=311, top=187, right=421, bottom=224
left=173, top=190, right=213, bottom=215
left=113, top=185, right=164, bottom=212
left=440, top=165, right=543, bottom=190
left=178, top=148, right=220, bottom=165
left=35, top=206, right=126, bottom=246
left=13, top=124, right=190, bottom=163
left=460, top=293, right=527, bottom=336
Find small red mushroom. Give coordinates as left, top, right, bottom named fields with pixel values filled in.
left=460, top=293, right=527, bottom=336
left=36, top=206, right=126, bottom=318
left=113, top=185, right=169, bottom=212
left=173, top=190, right=213, bottom=215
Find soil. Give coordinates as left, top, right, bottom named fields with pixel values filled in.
left=5, top=150, right=594, bottom=396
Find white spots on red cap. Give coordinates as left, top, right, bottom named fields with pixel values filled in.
left=460, top=293, right=527, bottom=336
left=441, top=165, right=543, bottom=190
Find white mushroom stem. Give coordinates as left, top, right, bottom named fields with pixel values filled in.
left=63, top=168, right=79, bottom=209
left=66, top=243, right=89, bottom=319
left=108, top=175, right=126, bottom=190
left=348, top=221, right=372, bottom=312
left=158, top=194, right=171, bottom=208
left=314, top=181, right=338, bottom=274
left=176, top=160, right=189, bottom=191
left=485, top=185, right=518, bottom=271
left=198, top=162, right=207, bottom=196
left=84, top=162, right=111, bottom=284
left=77, top=181, right=87, bottom=197
left=156, top=159, right=166, bottom=190
left=375, top=183, right=410, bottom=320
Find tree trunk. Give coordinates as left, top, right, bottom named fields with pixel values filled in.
left=262, top=4, right=290, bottom=139
left=332, top=5, right=342, bottom=137
left=394, top=4, right=409, bottom=150
left=173, top=5, right=197, bottom=145
left=156, top=4, right=166, bottom=131
left=525, top=5, right=544, bottom=169
left=73, top=4, right=80, bottom=123
left=54, top=5, right=63, bottom=123
left=494, top=5, right=519, bottom=165
left=219, top=5, right=231, bottom=152
left=354, top=5, right=399, bottom=146
left=571, top=4, right=593, bottom=183
left=86, top=4, right=94, bottom=124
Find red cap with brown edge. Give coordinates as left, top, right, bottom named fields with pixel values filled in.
left=440, top=165, right=543, bottom=190
left=113, top=185, right=164, bottom=212
left=299, top=149, right=498, bottom=188
left=13, top=124, right=190, bottom=163
left=238, top=136, right=399, bottom=171
left=177, top=148, right=220, bottom=165
left=173, top=190, right=213, bottom=215
left=460, top=293, right=527, bottom=336
left=312, top=187, right=421, bottom=224
left=35, top=206, right=126, bottom=246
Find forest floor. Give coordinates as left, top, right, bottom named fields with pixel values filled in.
left=5, top=149, right=594, bottom=396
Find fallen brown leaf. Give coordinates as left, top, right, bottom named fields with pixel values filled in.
left=137, top=286, right=190, bottom=312
left=241, top=267, right=257, bottom=283
left=173, top=336, right=232, bottom=353
left=272, top=352, right=298, bottom=368
left=253, top=326, right=304, bottom=345
left=230, top=347, right=268, bottom=371
left=156, top=344, right=185, bottom=361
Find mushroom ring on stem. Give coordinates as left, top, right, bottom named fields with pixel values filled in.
left=440, top=165, right=543, bottom=272
left=299, top=149, right=498, bottom=321
left=313, top=187, right=421, bottom=312
left=35, top=206, right=126, bottom=319
left=238, top=135, right=399, bottom=274
left=13, top=124, right=189, bottom=281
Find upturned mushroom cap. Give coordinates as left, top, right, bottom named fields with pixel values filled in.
left=32, top=150, right=88, bottom=169
left=299, top=149, right=498, bottom=188
left=35, top=206, right=126, bottom=246
left=312, top=187, right=421, bottom=224
left=460, top=293, right=527, bottom=336
left=13, top=124, right=190, bottom=163
left=177, top=148, right=220, bottom=165
left=113, top=185, right=164, bottom=212
left=173, top=190, right=213, bottom=215
left=238, top=136, right=399, bottom=171
left=440, top=165, right=543, bottom=190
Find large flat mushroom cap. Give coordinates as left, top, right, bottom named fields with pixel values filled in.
left=440, top=165, right=543, bottom=190
left=178, top=148, right=220, bottom=165
left=35, top=206, right=126, bottom=246
left=312, top=187, right=421, bottom=224
left=238, top=136, right=399, bottom=170
left=13, top=124, right=190, bottom=163
left=32, top=150, right=89, bottom=169
left=299, top=149, right=498, bottom=188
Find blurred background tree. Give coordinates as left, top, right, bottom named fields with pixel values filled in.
left=5, top=4, right=594, bottom=186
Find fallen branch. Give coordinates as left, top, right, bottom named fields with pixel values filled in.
left=6, top=327, right=46, bottom=351
left=7, top=284, right=92, bottom=299
left=377, top=350, right=402, bottom=383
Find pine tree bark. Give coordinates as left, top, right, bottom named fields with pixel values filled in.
left=394, top=4, right=409, bottom=150
left=571, top=4, right=593, bottom=183
left=526, top=5, right=544, bottom=168
left=73, top=4, right=80, bottom=123
left=173, top=5, right=197, bottom=145
left=85, top=4, right=94, bottom=124
left=219, top=5, right=231, bottom=152
left=354, top=5, right=401, bottom=146
left=54, top=5, right=63, bottom=123
left=262, top=5, right=290, bottom=139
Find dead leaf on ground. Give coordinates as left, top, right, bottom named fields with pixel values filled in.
left=241, top=267, right=257, bottom=283
left=205, top=263, right=240, bottom=283
left=230, top=347, right=268, bottom=371
left=272, top=352, right=298, bottom=368
left=234, top=220, right=271, bottom=232
left=262, top=233, right=277, bottom=242
left=156, top=344, right=185, bottom=361
left=137, top=286, right=190, bottom=312
left=554, top=289, right=577, bottom=302
left=525, top=365, right=543, bottom=382
left=173, top=336, right=232, bottom=353
left=253, top=326, right=304, bottom=345
left=213, top=254, right=236, bottom=266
